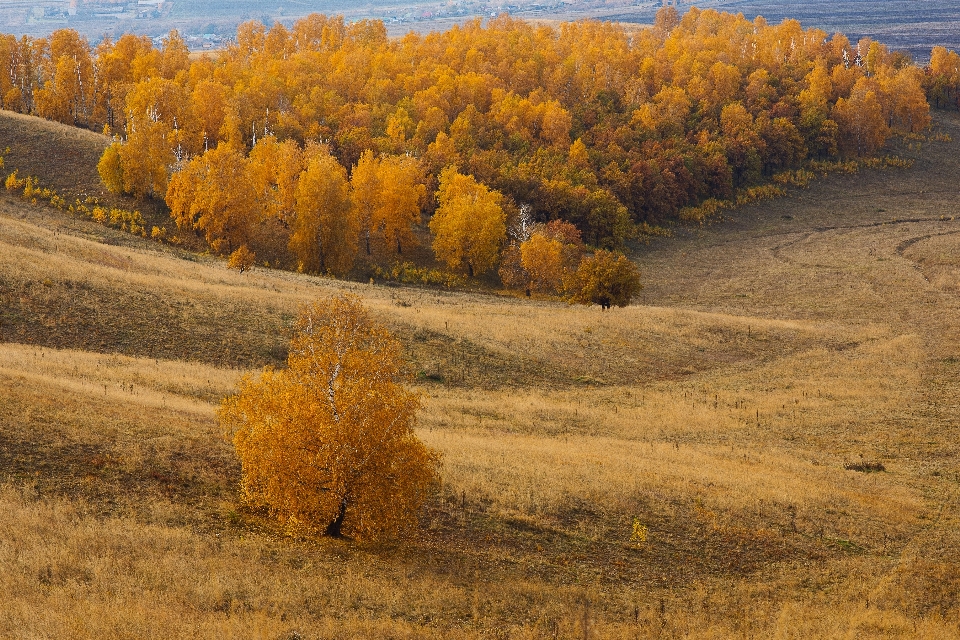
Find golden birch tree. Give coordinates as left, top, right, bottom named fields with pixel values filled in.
left=429, top=167, right=506, bottom=277
left=219, top=295, right=441, bottom=540
left=374, top=154, right=424, bottom=256
left=351, top=152, right=425, bottom=258
left=290, top=151, right=357, bottom=276
left=166, top=143, right=259, bottom=254
left=350, top=149, right=379, bottom=256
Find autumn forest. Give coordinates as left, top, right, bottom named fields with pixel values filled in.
left=1, top=7, right=956, bottom=299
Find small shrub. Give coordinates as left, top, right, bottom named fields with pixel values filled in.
left=373, top=262, right=466, bottom=288
left=227, top=245, right=256, bottom=273
left=844, top=460, right=886, bottom=473
left=631, top=517, right=648, bottom=546
left=735, top=184, right=786, bottom=206
left=679, top=198, right=730, bottom=222
left=808, top=159, right=859, bottom=176
left=772, top=169, right=816, bottom=188
left=5, top=170, right=24, bottom=191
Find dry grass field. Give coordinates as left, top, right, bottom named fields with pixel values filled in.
left=1, top=108, right=960, bottom=637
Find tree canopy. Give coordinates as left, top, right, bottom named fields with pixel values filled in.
left=0, top=11, right=941, bottom=281
left=567, top=249, right=642, bottom=309
left=429, top=166, right=507, bottom=277
left=219, top=295, right=441, bottom=540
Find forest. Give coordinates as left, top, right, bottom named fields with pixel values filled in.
left=0, top=7, right=955, bottom=292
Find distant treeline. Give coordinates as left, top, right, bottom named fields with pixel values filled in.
left=0, top=8, right=944, bottom=286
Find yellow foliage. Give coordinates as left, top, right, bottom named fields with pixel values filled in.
left=566, top=249, right=642, bottom=310
left=372, top=262, right=465, bottom=288
left=520, top=233, right=564, bottom=294
left=219, top=296, right=441, bottom=540
left=227, top=245, right=256, bottom=273
left=166, top=144, right=260, bottom=255
left=351, top=151, right=424, bottom=258
left=97, top=142, right=124, bottom=194
left=678, top=198, right=731, bottom=222
left=429, top=167, right=506, bottom=278
left=735, top=184, right=787, bottom=206
left=772, top=169, right=816, bottom=188
left=290, top=150, right=357, bottom=276
left=5, top=170, right=24, bottom=191
left=248, top=136, right=304, bottom=223
left=631, top=517, right=648, bottom=546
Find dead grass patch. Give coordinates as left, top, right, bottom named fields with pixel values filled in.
left=2, top=112, right=960, bottom=636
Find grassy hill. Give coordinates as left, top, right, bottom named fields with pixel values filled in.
left=1, top=108, right=960, bottom=637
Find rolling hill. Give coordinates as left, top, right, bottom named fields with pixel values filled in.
left=1, top=107, right=959, bottom=637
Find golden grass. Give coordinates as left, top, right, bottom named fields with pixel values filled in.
left=2, top=113, right=960, bottom=636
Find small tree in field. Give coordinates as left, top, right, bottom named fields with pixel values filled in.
left=566, top=250, right=642, bottom=310
left=219, top=295, right=441, bottom=540
left=227, top=245, right=255, bottom=273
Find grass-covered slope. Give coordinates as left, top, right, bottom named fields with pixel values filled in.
left=1, top=109, right=959, bottom=637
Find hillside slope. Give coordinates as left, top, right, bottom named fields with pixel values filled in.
left=1, top=112, right=959, bottom=637
left=0, top=109, right=169, bottom=223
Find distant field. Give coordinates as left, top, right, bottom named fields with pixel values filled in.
left=714, top=0, right=960, bottom=61
left=1, top=104, right=959, bottom=636
left=603, top=0, right=960, bottom=62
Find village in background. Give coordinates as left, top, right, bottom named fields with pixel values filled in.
left=1, top=0, right=959, bottom=61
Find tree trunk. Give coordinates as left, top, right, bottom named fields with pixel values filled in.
left=325, top=498, right=347, bottom=537
left=468, top=262, right=474, bottom=278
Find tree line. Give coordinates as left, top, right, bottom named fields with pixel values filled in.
left=0, top=8, right=940, bottom=300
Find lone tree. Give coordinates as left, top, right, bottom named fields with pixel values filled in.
left=567, top=250, right=642, bottom=310
left=219, top=295, right=441, bottom=540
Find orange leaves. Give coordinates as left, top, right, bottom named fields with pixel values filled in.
left=926, top=47, right=960, bottom=110
left=566, top=249, right=642, bottom=310
left=34, top=29, right=94, bottom=127
left=219, top=295, right=441, bottom=541
left=374, top=155, right=426, bottom=255
left=188, top=80, right=228, bottom=154
left=6, top=10, right=940, bottom=269
left=290, top=150, right=356, bottom=276
left=166, top=144, right=260, bottom=254
left=879, top=67, right=931, bottom=135
left=488, top=89, right=572, bottom=148
left=350, top=149, right=380, bottom=256
left=227, top=245, right=256, bottom=273
left=248, top=136, right=304, bottom=222
left=633, top=86, right=692, bottom=137
left=501, top=219, right=584, bottom=295
left=97, top=143, right=124, bottom=195
left=520, top=234, right=564, bottom=294
left=350, top=150, right=424, bottom=258
left=97, top=117, right=175, bottom=200
left=430, top=167, right=506, bottom=278
left=833, top=80, right=888, bottom=156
